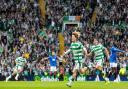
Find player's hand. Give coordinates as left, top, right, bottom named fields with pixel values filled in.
left=122, top=51, right=126, bottom=54
left=60, top=55, right=63, bottom=58
left=58, top=55, right=63, bottom=61
left=60, top=55, right=64, bottom=59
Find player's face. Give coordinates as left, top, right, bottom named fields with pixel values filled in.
left=72, top=35, right=76, bottom=42
left=22, top=54, right=24, bottom=58
left=52, top=52, right=55, bottom=55
left=93, top=39, right=98, bottom=45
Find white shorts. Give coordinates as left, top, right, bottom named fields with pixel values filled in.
left=110, top=63, right=117, bottom=68
left=73, top=61, right=83, bottom=72
left=50, top=66, right=57, bottom=72
left=13, top=66, right=23, bottom=72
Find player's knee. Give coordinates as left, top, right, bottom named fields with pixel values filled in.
left=80, top=68, right=86, bottom=74
left=73, top=71, right=77, bottom=77
left=50, top=72, right=53, bottom=76
left=96, top=66, right=102, bottom=71
left=13, top=70, right=17, bottom=74
left=54, top=71, right=57, bottom=75
left=17, top=69, right=23, bottom=73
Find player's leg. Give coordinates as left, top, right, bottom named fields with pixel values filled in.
left=94, top=61, right=101, bottom=82
left=110, top=63, right=115, bottom=81
left=15, top=66, right=23, bottom=80
left=102, top=66, right=110, bottom=83
left=50, top=66, right=57, bottom=81
left=66, top=62, right=78, bottom=87
left=6, top=66, right=18, bottom=82
left=110, top=62, right=120, bottom=82
left=113, top=67, right=118, bottom=82
left=50, top=66, right=54, bottom=80
left=95, top=66, right=100, bottom=81
left=53, top=66, right=57, bottom=81
left=80, top=67, right=87, bottom=80
left=114, top=65, right=120, bottom=82
left=80, top=62, right=88, bottom=74
left=67, top=70, right=77, bottom=87
left=95, top=61, right=109, bottom=83
left=79, top=62, right=87, bottom=81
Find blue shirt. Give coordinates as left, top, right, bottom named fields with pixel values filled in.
left=109, top=46, right=124, bottom=63
left=48, top=55, right=57, bottom=66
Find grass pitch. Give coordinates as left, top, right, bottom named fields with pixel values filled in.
left=0, top=81, right=128, bottom=89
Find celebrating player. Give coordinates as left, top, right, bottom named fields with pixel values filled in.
left=87, top=38, right=110, bottom=83
left=6, top=53, right=27, bottom=82
left=48, top=51, right=58, bottom=81
left=109, top=42, right=125, bottom=82
left=60, top=31, right=87, bottom=87
left=40, top=50, right=59, bottom=81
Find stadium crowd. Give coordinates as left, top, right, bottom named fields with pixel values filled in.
left=0, top=0, right=128, bottom=81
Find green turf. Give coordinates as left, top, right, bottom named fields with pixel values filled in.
left=0, top=81, right=128, bottom=89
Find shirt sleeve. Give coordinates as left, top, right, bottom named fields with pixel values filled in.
left=48, top=56, right=50, bottom=60
left=113, top=47, right=124, bottom=52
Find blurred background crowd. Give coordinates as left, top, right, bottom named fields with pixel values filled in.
left=0, top=0, right=128, bottom=81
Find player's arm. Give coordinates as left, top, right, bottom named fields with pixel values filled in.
left=99, top=44, right=109, bottom=60
left=86, top=47, right=93, bottom=57
left=113, top=47, right=125, bottom=53
left=44, top=57, right=49, bottom=60
left=59, top=49, right=71, bottom=61
left=61, top=49, right=71, bottom=58
left=57, top=56, right=62, bottom=60
left=24, top=59, right=27, bottom=67
left=83, top=47, right=90, bottom=56
left=104, top=47, right=110, bottom=60
left=24, top=59, right=27, bottom=64
left=36, top=56, right=48, bottom=63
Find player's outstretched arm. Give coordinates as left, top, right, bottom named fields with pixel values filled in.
left=113, top=47, right=125, bottom=53
left=59, top=49, right=71, bottom=61
left=57, top=56, right=63, bottom=61
left=61, top=49, right=71, bottom=58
